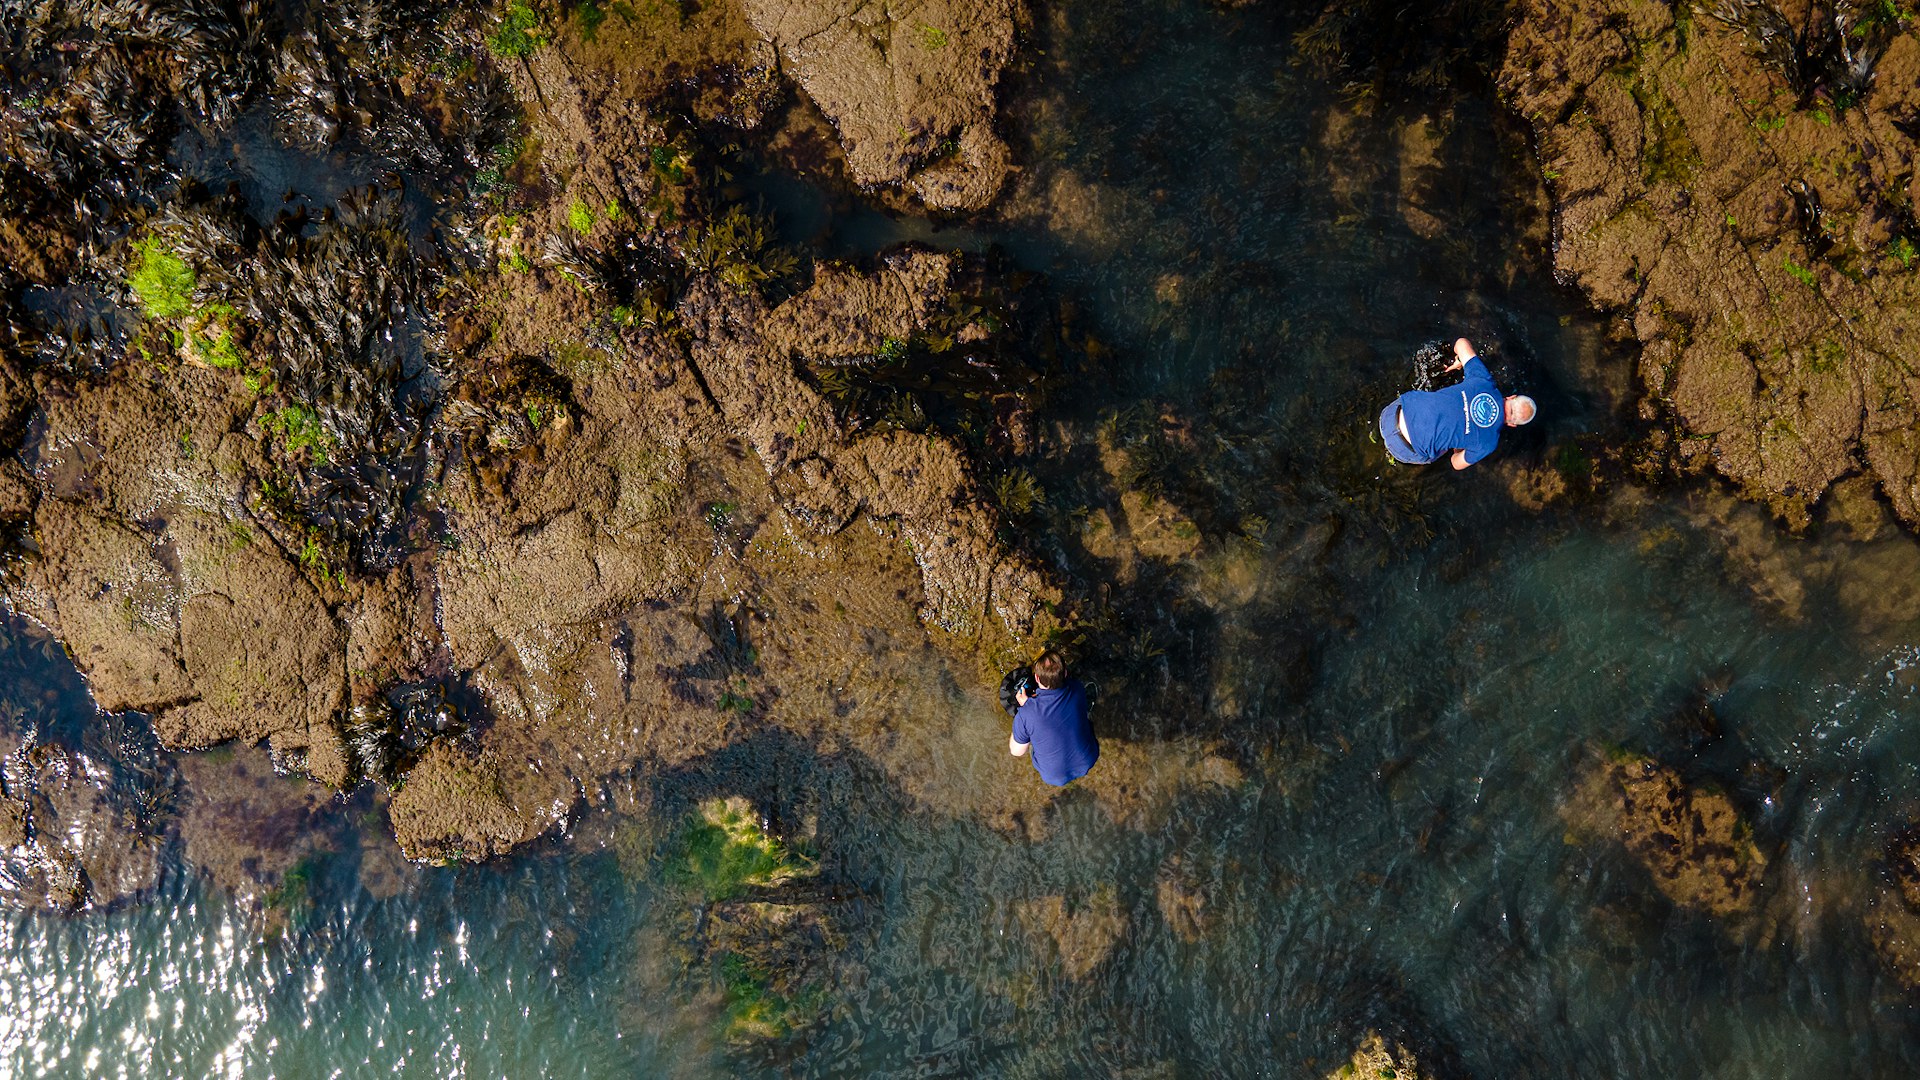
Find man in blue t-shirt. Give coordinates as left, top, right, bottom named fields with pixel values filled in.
left=1378, top=337, right=1535, bottom=469
left=1010, top=651, right=1098, bottom=786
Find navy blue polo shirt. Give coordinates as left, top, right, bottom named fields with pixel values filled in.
left=1392, top=356, right=1505, bottom=465
left=1013, top=679, right=1098, bottom=785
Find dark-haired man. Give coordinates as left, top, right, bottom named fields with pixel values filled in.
left=1010, top=651, right=1098, bottom=785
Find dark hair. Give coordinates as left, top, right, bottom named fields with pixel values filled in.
left=1032, top=651, right=1065, bottom=689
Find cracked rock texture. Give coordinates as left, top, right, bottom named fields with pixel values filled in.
left=741, top=0, right=1025, bottom=211
left=1501, top=0, right=1920, bottom=529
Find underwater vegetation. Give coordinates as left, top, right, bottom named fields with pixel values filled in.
left=685, top=204, right=800, bottom=295
left=1290, top=0, right=1516, bottom=100
left=672, top=796, right=813, bottom=902
left=719, top=952, right=825, bottom=1042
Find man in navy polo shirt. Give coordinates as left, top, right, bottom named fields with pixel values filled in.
left=1010, top=651, right=1098, bottom=786
left=1378, top=337, right=1535, bottom=469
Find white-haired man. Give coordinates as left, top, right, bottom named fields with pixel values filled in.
left=1378, top=337, right=1535, bottom=470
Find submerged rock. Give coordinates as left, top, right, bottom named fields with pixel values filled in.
left=1867, top=826, right=1920, bottom=991
left=1154, top=852, right=1214, bottom=943
left=1015, top=886, right=1127, bottom=980
left=1324, top=1031, right=1434, bottom=1080
left=1562, top=750, right=1768, bottom=919
left=175, top=745, right=342, bottom=929
left=0, top=739, right=166, bottom=912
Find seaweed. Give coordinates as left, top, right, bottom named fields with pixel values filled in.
left=1787, top=178, right=1835, bottom=259
left=1705, top=0, right=1902, bottom=109
left=672, top=797, right=812, bottom=901
left=685, top=204, right=801, bottom=295
left=487, top=0, right=547, bottom=58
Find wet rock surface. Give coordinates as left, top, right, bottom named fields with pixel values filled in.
left=740, top=0, right=1026, bottom=211
left=1562, top=749, right=1769, bottom=918
left=1501, top=0, right=1920, bottom=529
left=0, top=735, right=166, bottom=912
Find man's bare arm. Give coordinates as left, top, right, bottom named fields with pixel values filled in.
left=1010, top=736, right=1030, bottom=757
left=1450, top=449, right=1471, bottom=471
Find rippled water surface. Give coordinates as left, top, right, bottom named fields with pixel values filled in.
left=7, top=1, right=1920, bottom=1076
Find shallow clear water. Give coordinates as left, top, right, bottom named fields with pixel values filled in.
left=7, top=0, right=1920, bottom=1076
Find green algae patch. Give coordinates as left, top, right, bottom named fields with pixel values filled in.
left=719, top=952, right=825, bottom=1042
left=674, top=796, right=813, bottom=901
left=181, top=303, right=244, bottom=370
left=262, top=404, right=336, bottom=464
left=565, top=196, right=595, bottom=235
left=488, top=1, right=547, bottom=58
left=129, top=238, right=196, bottom=320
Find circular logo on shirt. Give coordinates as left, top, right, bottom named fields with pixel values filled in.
left=1469, top=393, right=1500, bottom=428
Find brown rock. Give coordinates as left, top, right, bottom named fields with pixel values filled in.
left=0, top=458, right=36, bottom=519
left=155, top=512, right=347, bottom=755
left=15, top=500, right=193, bottom=713
left=1562, top=751, right=1768, bottom=918
left=1015, top=887, right=1127, bottom=980
left=741, top=0, right=1025, bottom=211
left=1500, top=0, right=1920, bottom=529
left=387, top=742, right=531, bottom=861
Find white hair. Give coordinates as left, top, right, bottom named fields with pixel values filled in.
left=1509, top=395, right=1537, bottom=425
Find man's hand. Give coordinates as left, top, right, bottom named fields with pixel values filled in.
left=1015, top=688, right=1029, bottom=707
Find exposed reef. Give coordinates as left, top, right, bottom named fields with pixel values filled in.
left=740, top=0, right=1026, bottom=211
left=0, top=0, right=1251, bottom=881
left=1501, top=0, right=1920, bottom=529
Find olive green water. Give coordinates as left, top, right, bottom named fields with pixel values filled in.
left=6, top=1, right=1920, bottom=1076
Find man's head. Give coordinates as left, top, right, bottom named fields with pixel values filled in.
left=1505, top=395, right=1537, bottom=427
left=1032, top=651, right=1066, bottom=689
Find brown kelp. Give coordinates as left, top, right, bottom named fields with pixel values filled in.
left=1705, top=0, right=1902, bottom=109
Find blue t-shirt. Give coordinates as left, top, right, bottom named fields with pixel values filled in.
left=1012, top=679, right=1098, bottom=786
left=1394, top=356, right=1505, bottom=465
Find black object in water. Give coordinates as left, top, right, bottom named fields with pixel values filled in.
left=1408, top=339, right=1454, bottom=392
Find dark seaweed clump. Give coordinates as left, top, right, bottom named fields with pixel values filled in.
left=346, top=681, right=469, bottom=787
left=264, top=0, right=516, bottom=179
left=1705, top=0, right=1902, bottom=110
left=0, top=0, right=264, bottom=214
left=139, top=184, right=439, bottom=571
left=799, top=253, right=1065, bottom=446
left=0, top=0, right=522, bottom=568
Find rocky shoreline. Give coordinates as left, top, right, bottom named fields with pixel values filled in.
left=2, top=0, right=1920, bottom=1063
